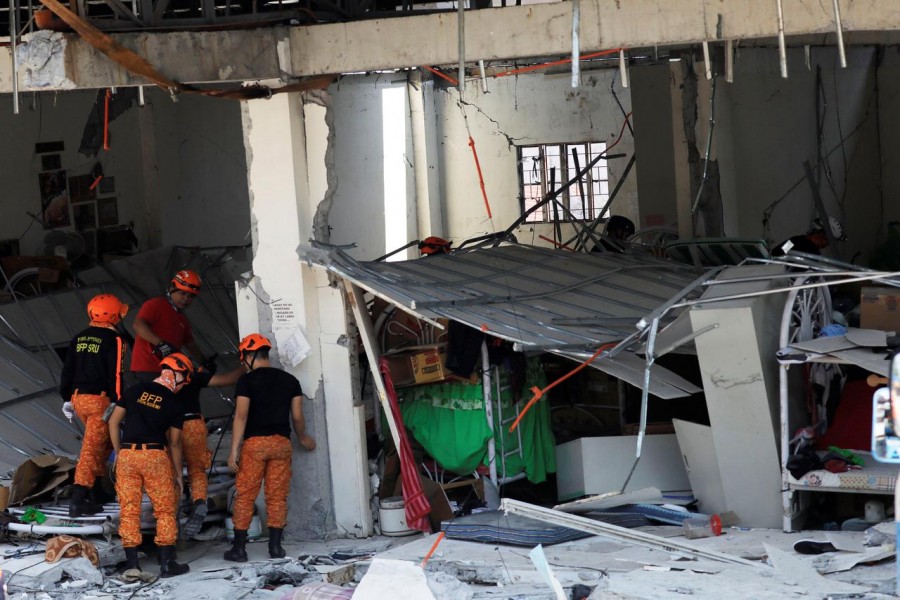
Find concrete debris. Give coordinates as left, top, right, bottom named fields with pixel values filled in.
left=354, top=558, right=437, bottom=600
left=865, top=521, right=895, bottom=547
left=6, top=556, right=103, bottom=593
left=425, top=570, right=475, bottom=600
left=17, top=31, right=76, bottom=90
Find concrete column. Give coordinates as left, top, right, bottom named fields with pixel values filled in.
left=239, top=91, right=372, bottom=540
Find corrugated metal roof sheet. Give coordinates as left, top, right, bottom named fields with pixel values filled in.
left=304, top=244, right=707, bottom=398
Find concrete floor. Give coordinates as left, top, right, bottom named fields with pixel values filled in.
left=0, top=525, right=896, bottom=599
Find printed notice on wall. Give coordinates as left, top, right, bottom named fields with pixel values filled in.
left=277, top=328, right=312, bottom=367
left=272, top=301, right=297, bottom=326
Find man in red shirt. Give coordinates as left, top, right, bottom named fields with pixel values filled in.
left=131, top=269, right=206, bottom=382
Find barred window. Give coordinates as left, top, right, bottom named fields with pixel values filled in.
left=518, top=142, right=609, bottom=223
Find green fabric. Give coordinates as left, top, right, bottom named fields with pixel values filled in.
left=397, top=358, right=556, bottom=483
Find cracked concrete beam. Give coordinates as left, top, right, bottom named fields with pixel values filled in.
left=3, top=0, right=900, bottom=93
left=289, top=0, right=900, bottom=76
left=0, top=27, right=284, bottom=93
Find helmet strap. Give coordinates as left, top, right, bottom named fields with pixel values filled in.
left=165, top=291, right=182, bottom=313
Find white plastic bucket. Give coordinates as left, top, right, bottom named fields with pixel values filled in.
left=225, top=515, right=262, bottom=540
left=379, top=496, right=417, bottom=537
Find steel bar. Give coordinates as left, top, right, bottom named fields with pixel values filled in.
left=702, top=41, right=712, bottom=80
left=691, top=74, right=717, bottom=214
left=478, top=59, right=488, bottom=93
left=618, top=49, right=628, bottom=88
left=501, top=499, right=765, bottom=567
left=725, top=39, right=734, bottom=82
left=571, top=0, right=580, bottom=88
left=832, top=0, right=846, bottom=68
left=457, top=0, right=465, bottom=94
left=481, top=341, right=498, bottom=485
left=9, top=0, right=19, bottom=114
left=776, top=0, right=788, bottom=78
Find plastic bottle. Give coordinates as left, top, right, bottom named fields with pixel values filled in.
left=682, top=514, right=723, bottom=539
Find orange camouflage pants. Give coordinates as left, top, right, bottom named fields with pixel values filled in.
left=182, top=419, right=211, bottom=502
left=115, top=449, right=178, bottom=547
left=72, top=393, right=112, bottom=487
left=233, top=435, right=292, bottom=530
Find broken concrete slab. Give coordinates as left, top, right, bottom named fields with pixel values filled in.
left=354, top=558, right=437, bottom=600
left=5, top=556, right=103, bottom=593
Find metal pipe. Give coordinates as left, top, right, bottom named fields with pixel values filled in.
left=571, top=0, right=580, bottom=88
left=725, top=39, right=734, bottom=83
left=691, top=74, right=717, bottom=214
left=9, top=0, right=19, bottom=114
left=478, top=59, right=488, bottom=93
left=702, top=41, right=712, bottom=80
left=501, top=499, right=764, bottom=567
left=832, top=0, right=846, bottom=68
left=138, top=85, right=146, bottom=107
left=618, top=49, right=628, bottom=88
left=481, top=341, right=498, bottom=486
left=776, top=0, right=788, bottom=78
left=636, top=317, right=659, bottom=457
left=457, top=0, right=465, bottom=94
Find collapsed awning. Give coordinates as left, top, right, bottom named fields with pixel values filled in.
left=304, top=244, right=708, bottom=398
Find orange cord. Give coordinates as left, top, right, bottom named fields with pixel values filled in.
left=509, top=342, right=617, bottom=433
left=103, top=89, right=111, bottom=151
left=421, top=65, right=459, bottom=86
left=88, top=175, right=103, bottom=191
left=494, top=48, right=624, bottom=78
left=468, top=136, right=492, bottom=219
left=538, top=235, right=576, bottom=251
left=420, top=531, right=446, bottom=568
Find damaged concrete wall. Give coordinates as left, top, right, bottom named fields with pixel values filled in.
left=0, top=87, right=250, bottom=256
left=325, top=75, right=417, bottom=260
left=434, top=69, right=638, bottom=247
left=716, top=46, right=881, bottom=263
left=146, top=88, right=252, bottom=248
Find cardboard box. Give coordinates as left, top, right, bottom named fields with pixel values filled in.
left=860, top=287, right=900, bottom=333
left=383, top=346, right=448, bottom=387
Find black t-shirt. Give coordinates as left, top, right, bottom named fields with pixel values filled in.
left=772, top=234, right=821, bottom=257
left=119, top=381, right=185, bottom=445
left=59, top=326, right=125, bottom=403
left=178, top=369, right=213, bottom=416
left=235, top=367, right=302, bottom=440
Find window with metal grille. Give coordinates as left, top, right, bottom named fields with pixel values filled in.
left=518, top=142, right=609, bottom=223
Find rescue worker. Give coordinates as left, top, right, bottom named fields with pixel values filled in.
left=131, top=269, right=206, bottom=383
left=178, top=361, right=244, bottom=539
left=109, top=353, right=193, bottom=577
left=418, top=236, right=452, bottom=256
left=224, top=334, right=316, bottom=562
left=591, top=215, right=636, bottom=253
left=59, top=293, right=128, bottom=518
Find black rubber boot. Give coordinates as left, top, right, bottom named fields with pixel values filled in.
left=84, top=487, right=104, bottom=516
left=224, top=529, right=249, bottom=563
left=268, top=527, right=285, bottom=559
left=182, top=499, right=208, bottom=540
left=158, top=545, right=189, bottom=578
left=69, top=485, right=92, bottom=518
left=124, top=547, right=141, bottom=571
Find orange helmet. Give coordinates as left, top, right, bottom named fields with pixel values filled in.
left=171, top=270, right=201, bottom=295
left=418, top=236, right=452, bottom=256
left=159, top=352, right=193, bottom=383
left=239, top=333, right=272, bottom=359
left=87, top=293, right=128, bottom=325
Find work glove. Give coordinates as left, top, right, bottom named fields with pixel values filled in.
left=62, top=401, right=75, bottom=422
left=200, top=354, right=218, bottom=376
left=153, top=340, right=176, bottom=359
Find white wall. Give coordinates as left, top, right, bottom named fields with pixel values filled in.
left=325, top=69, right=636, bottom=259
left=0, top=88, right=250, bottom=258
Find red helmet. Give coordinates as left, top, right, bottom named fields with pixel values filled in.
left=159, top=352, right=193, bottom=383
left=171, top=270, right=201, bottom=295
left=239, top=333, right=272, bottom=359
left=87, top=293, right=128, bottom=325
left=418, top=236, right=452, bottom=256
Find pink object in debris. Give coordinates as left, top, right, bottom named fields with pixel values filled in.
left=283, top=582, right=354, bottom=600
